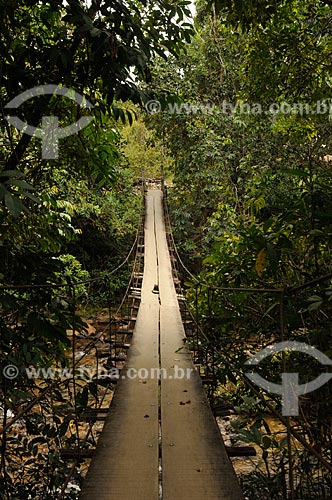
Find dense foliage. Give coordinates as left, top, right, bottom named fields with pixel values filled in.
left=0, top=0, right=193, bottom=497
left=146, top=1, right=332, bottom=498
left=3, top=0, right=332, bottom=498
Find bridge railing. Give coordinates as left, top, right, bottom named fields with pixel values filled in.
left=162, top=189, right=218, bottom=401
left=0, top=193, right=146, bottom=499
left=161, top=188, right=332, bottom=499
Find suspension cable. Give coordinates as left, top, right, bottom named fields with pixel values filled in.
left=0, top=205, right=142, bottom=291
left=163, top=193, right=332, bottom=474
left=163, top=194, right=332, bottom=295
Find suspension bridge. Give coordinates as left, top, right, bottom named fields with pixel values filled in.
left=79, top=189, right=245, bottom=500
left=2, top=186, right=332, bottom=499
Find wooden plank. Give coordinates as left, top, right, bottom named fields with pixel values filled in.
left=213, top=404, right=236, bottom=417
left=112, top=330, right=134, bottom=335
left=226, top=446, right=256, bottom=457
left=109, top=343, right=131, bottom=349
left=150, top=190, right=244, bottom=500
left=80, top=192, right=160, bottom=500
left=61, top=449, right=94, bottom=460
left=80, top=190, right=244, bottom=500
left=80, top=415, right=107, bottom=422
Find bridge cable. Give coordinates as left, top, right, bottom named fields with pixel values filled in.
left=163, top=192, right=332, bottom=475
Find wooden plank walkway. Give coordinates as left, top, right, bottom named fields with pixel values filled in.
left=80, top=190, right=244, bottom=500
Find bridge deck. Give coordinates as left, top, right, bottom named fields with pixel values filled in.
left=80, top=190, right=244, bottom=500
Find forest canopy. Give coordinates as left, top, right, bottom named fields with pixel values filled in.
left=145, top=2, right=332, bottom=498
left=2, top=0, right=332, bottom=498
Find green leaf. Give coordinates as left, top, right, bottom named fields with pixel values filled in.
left=4, top=193, right=26, bottom=217
left=0, top=170, right=25, bottom=178
left=307, top=301, right=322, bottom=312
left=22, top=192, right=41, bottom=203
left=281, top=169, right=310, bottom=177
left=307, top=295, right=323, bottom=302
left=261, top=435, right=271, bottom=450
left=58, top=419, right=70, bottom=437
left=0, top=185, right=8, bottom=200
left=126, top=110, right=133, bottom=126
left=6, top=179, right=35, bottom=191
left=266, top=242, right=279, bottom=273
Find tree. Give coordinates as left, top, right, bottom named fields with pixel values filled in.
left=146, top=3, right=332, bottom=497
left=0, top=0, right=194, bottom=171
left=0, top=2, right=194, bottom=496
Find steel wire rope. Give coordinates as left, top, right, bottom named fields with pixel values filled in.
left=0, top=200, right=145, bottom=430
left=56, top=359, right=115, bottom=500
left=0, top=203, right=143, bottom=291
left=162, top=194, right=332, bottom=474
left=58, top=199, right=147, bottom=498
left=0, top=306, right=119, bottom=496
left=163, top=196, right=278, bottom=292
left=57, top=281, right=120, bottom=500
left=163, top=196, right=332, bottom=295
left=67, top=200, right=146, bottom=362
left=0, top=206, right=144, bottom=436
left=114, top=198, right=146, bottom=316
left=69, top=284, right=81, bottom=460
left=0, top=202, right=144, bottom=437
left=0, top=195, right=145, bottom=498
left=115, top=232, right=143, bottom=316
left=173, top=260, right=332, bottom=474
